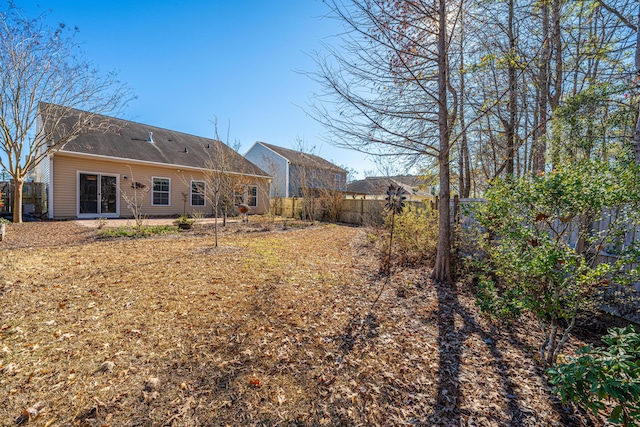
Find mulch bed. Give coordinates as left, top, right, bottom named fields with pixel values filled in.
left=0, top=221, right=96, bottom=249
left=0, top=220, right=611, bottom=426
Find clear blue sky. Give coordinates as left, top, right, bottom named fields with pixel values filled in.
left=18, top=0, right=378, bottom=179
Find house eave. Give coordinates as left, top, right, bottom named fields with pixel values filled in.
left=56, top=150, right=272, bottom=180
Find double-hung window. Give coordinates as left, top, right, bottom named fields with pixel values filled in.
left=233, top=185, right=258, bottom=207
left=247, top=185, right=258, bottom=207
left=191, top=180, right=206, bottom=206
left=234, top=188, right=244, bottom=205
left=152, top=177, right=170, bottom=206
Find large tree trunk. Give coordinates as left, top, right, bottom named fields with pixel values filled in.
left=434, top=151, right=452, bottom=283
left=432, top=0, right=452, bottom=284
left=12, top=179, right=23, bottom=224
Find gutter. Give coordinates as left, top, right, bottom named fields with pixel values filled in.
left=58, top=150, right=271, bottom=180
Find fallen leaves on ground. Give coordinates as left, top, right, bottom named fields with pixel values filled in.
left=0, top=220, right=608, bottom=426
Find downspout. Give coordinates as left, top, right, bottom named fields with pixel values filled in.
left=48, top=153, right=54, bottom=219
left=285, top=160, right=290, bottom=198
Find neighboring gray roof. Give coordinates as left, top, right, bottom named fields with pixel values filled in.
left=347, top=176, right=431, bottom=196
left=256, top=142, right=346, bottom=175
left=43, top=104, right=269, bottom=178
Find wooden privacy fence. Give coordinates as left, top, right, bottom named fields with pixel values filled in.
left=270, top=196, right=639, bottom=324
left=270, top=196, right=435, bottom=225
left=457, top=199, right=640, bottom=325
left=0, top=181, right=45, bottom=216
left=591, top=213, right=640, bottom=324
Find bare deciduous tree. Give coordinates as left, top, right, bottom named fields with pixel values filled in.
left=200, top=118, right=239, bottom=247
left=0, top=5, right=130, bottom=222
left=120, top=169, right=150, bottom=231
left=291, top=138, right=347, bottom=222
left=310, top=0, right=459, bottom=283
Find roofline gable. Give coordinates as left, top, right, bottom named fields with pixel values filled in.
left=255, top=141, right=346, bottom=174
left=247, top=141, right=290, bottom=163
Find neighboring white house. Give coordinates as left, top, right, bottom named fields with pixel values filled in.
left=346, top=175, right=433, bottom=200
left=244, top=142, right=347, bottom=198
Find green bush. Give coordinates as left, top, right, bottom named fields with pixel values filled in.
left=384, top=203, right=438, bottom=266
left=475, top=274, right=524, bottom=320
left=475, top=160, right=640, bottom=365
left=547, top=326, right=640, bottom=426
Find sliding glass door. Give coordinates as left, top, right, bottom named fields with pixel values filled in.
left=78, top=173, right=119, bottom=217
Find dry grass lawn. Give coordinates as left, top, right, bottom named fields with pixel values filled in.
left=0, top=220, right=608, bottom=426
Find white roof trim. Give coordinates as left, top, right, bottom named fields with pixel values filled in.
left=245, top=141, right=289, bottom=162
left=56, top=150, right=272, bottom=180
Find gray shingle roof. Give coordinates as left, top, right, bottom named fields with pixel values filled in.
left=43, top=103, right=269, bottom=178
left=257, top=142, right=346, bottom=175
left=347, top=176, right=431, bottom=196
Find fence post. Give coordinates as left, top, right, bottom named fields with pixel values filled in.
left=431, top=196, right=439, bottom=212
left=453, top=195, right=459, bottom=224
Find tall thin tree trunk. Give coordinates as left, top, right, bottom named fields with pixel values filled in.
left=214, top=200, right=219, bottom=247
left=531, top=86, right=540, bottom=175
left=550, top=0, right=564, bottom=169
left=458, top=23, right=470, bottom=198
left=12, top=179, right=23, bottom=224
left=433, top=0, right=452, bottom=284
left=635, top=3, right=640, bottom=165
left=533, top=1, right=550, bottom=174
left=551, top=0, right=564, bottom=112
left=506, top=0, right=517, bottom=177
left=459, top=136, right=465, bottom=198
left=522, top=72, right=530, bottom=176
left=634, top=111, right=640, bottom=165
left=464, top=140, right=471, bottom=197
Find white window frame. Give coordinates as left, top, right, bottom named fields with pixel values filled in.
left=233, top=184, right=258, bottom=208
left=76, top=170, right=120, bottom=219
left=247, top=185, right=258, bottom=207
left=234, top=188, right=245, bottom=205
left=190, top=180, right=206, bottom=207
left=151, top=176, right=171, bottom=206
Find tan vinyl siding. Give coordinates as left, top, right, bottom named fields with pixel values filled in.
left=51, top=153, right=270, bottom=219
left=52, top=154, right=80, bottom=218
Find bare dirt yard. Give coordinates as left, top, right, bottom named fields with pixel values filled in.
left=0, top=220, right=610, bottom=426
